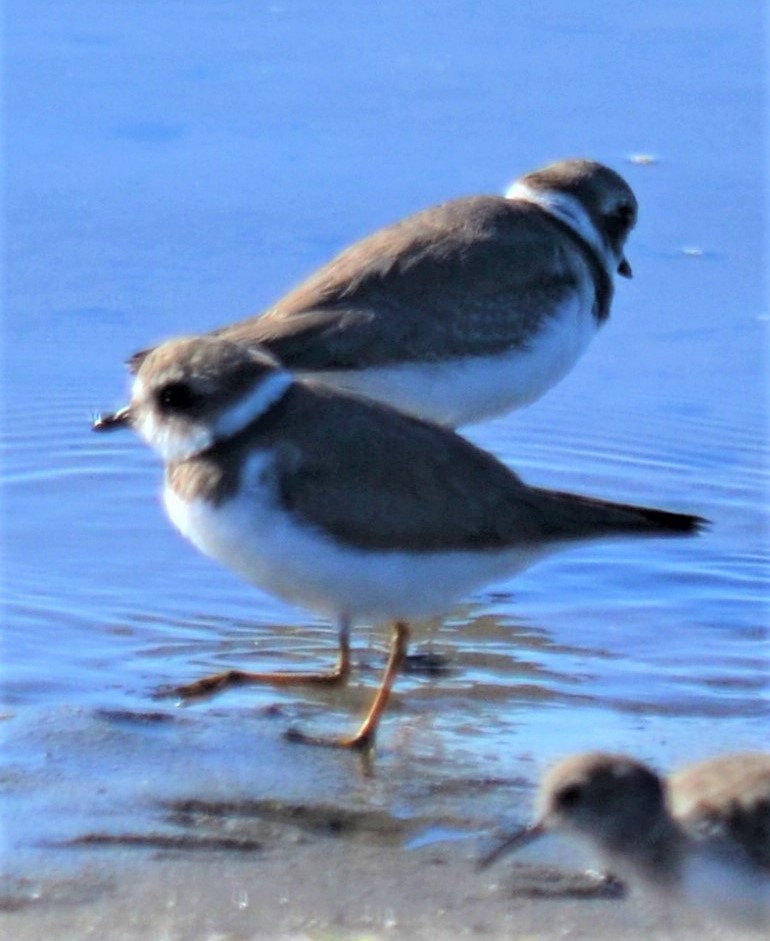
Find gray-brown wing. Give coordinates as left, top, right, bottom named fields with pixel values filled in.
left=217, top=197, right=593, bottom=370
left=670, top=755, right=770, bottom=870
left=254, top=386, right=700, bottom=552
left=254, top=385, right=546, bottom=551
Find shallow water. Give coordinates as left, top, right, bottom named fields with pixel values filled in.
left=3, top=0, right=767, bottom=917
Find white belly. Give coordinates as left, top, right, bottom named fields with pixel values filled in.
left=681, top=852, right=770, bottom=928
left=302, top=296, right=599, bottom=427
left=163, top=461, right=551, bottom=625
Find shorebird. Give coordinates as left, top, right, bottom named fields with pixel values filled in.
left=95, top=336, right=703, bottom=751
left=130, top=159, right=637, bottom=428
left=480, top=751, right=770, bottom=927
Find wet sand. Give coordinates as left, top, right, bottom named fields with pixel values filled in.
left=1, top=817, right=747, bottom=941
left=1, top=708, right=758, bottom=941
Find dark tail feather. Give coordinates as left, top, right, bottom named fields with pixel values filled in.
left=617, top=503, right=707, bottom=535
left=530, top=487, right=708, bottom=540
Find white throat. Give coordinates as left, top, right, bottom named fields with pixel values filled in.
left=506, top=182, right=612, bottom=272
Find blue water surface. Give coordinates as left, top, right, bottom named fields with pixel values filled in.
left=3, top=0, right=768, bottom=879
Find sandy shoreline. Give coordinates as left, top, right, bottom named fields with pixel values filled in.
left=2, top=704, right=764, bottom=940
left=1, top=807, right=749, bottom=941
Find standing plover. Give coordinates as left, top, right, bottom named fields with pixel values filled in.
left=131, top=159, right=637, bottom=427
left=96, top=337, right=702, bottom=751
left=481, top=751, right=770, bottom=927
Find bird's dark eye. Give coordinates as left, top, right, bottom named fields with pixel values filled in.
left=557, top=784, right=583, bottom=809
left=608, top=201, right=635, bottom=225
left=603, top=201, right=635, bottom=240
left=617, top=201, right=635, bottom=223
left=157, top=381, right=200, bottom=413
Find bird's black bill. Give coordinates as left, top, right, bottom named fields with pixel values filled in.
left=477, top=821, right=546, bottom=870
left=92, top=406, right=131, bottom=432
left=618, top=257, right=633, bottom=278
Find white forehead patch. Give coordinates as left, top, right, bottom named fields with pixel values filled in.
left=129, top=372, right=211, bottom=462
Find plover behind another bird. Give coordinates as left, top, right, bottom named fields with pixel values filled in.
left=130, top=159, right=637, bottom=427
left=95, top=336, right=703, bottom=752
left=480, top=751, right=770, bottom=928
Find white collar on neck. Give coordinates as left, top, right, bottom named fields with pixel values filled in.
left=506, top=181, right=612, bottom=271
left=212, top=370, right=293, bottom=441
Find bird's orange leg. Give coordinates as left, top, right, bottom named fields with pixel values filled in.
left=285, top=621, right=410, bottom=752
left=158, top=617, right=352, bottom=700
